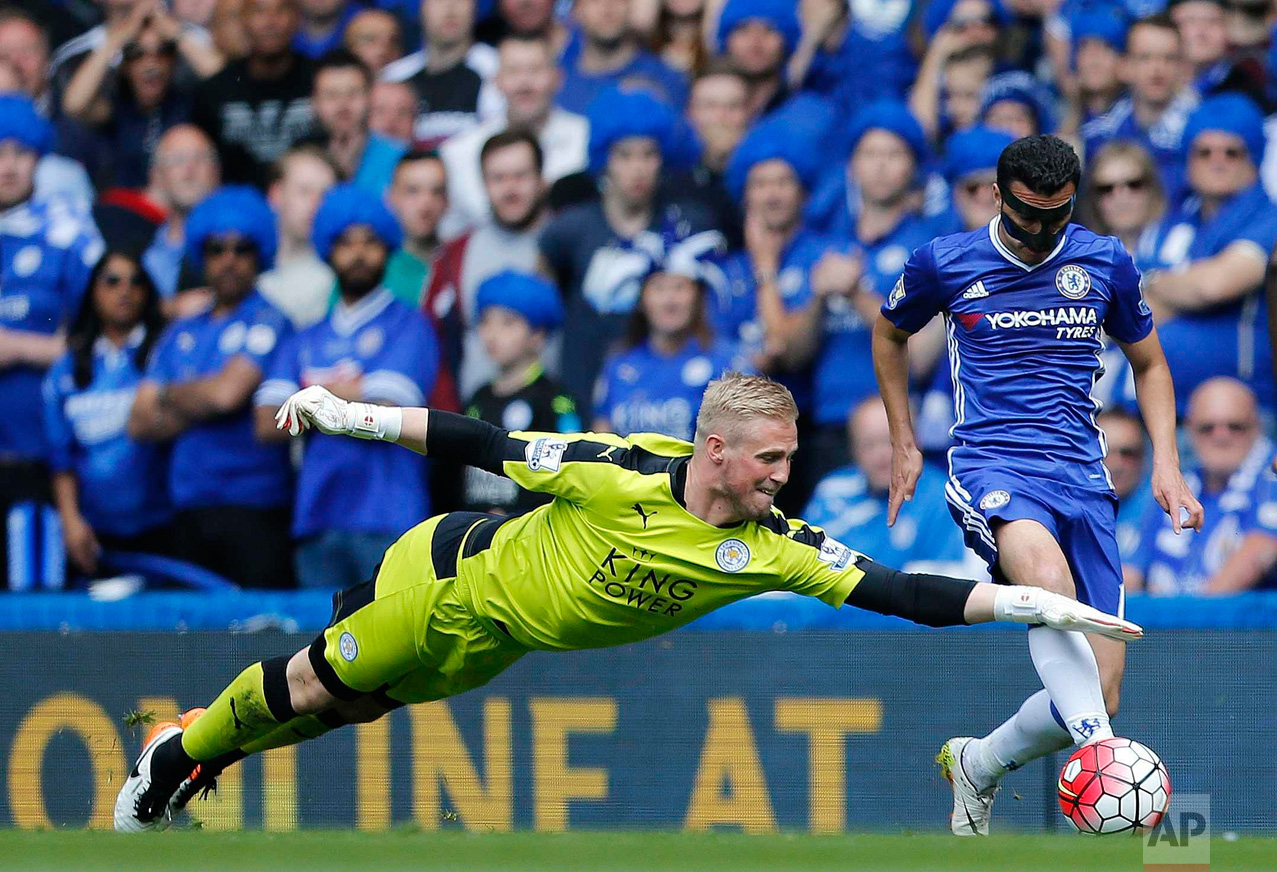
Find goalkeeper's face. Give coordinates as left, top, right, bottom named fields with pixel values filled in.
left=716, top=416, right=798, bottom=521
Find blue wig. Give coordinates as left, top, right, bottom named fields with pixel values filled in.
left=184, top=185, right=279, bottom=273
left=476, top=270, right=564, bottom=331
left=716, top=0, right=802, bottom=55
left=0, top=92, right=53, bottom=156
left=311, top=183, right=403, bottom=261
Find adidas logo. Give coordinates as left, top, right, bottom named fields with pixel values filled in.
left=962, top=281, right=990, bottom=299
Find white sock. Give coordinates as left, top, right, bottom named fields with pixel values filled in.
left=964, top=689, right=1072, bottom=792
left=1027, top=625, right=1112, bottom=745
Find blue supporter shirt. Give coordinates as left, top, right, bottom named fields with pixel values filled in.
left=41, top=330, right=171, bottom=537
left=813, top=212, right=934, bottom=426
left=292, top=2, right=364, bottom=59
left=710, top=228, right=833, bottom=414
left=256, top=288, right=439, bottom=539
left=538, top=200, right=718, bottom=418
left=882, top=219, right=1154, bottom=490
left=595, top=337, right=744, bottom=442
left=804, top=0, right=918, bottom=106
left=145, top=291, right=293, bottom=509
left=1130, top=438, right=1277, bottom=594
left=142, top=222, right=184, bottom=299
left=803, top=462, right=972, bottom=573
left=1080, top=92, right=1198, bottom=205
left=556, top=52, right=689, bottom=115
left=1125, top=183, right=1277, bottom=414
left=0, top=196, right=103, bottom=461
left=353, top=133, right=408, bottom=198
left=1116, top=479, right=1155, bottom=563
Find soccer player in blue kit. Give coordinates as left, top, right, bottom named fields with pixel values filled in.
left=872, top=135, right=1205, bottom=835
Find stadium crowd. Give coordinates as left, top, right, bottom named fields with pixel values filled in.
left=3, top=0, right=1277, bottom=594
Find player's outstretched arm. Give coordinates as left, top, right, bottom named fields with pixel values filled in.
left=274, top=385, right=549, bottom=470
left=276, top=385, right=488, bottom=456
left=846, top=560, right=1143, bottom=642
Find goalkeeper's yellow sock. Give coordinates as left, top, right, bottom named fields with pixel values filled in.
left=238, top=712, right=345, bottom=755
left=182, top=656, right=298, bottom=761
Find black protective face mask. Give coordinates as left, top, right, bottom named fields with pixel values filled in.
left=998, top=182, right=1075, bottom=253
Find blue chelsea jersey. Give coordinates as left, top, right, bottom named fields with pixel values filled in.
left=883, top=219, right=1154, bottom=488
left=146, top=291, right=293, bottom=509
left=0, top=197, right=104, bottom=460
left=1131, top=439, right=1277, bottom=594
left=256, top=289, right=439, bottom=539
left=42, top=331, right=171, bottom=537
left=1129, top=183, right=1277, bottom=413
left=595, top=337, right=744, bottom=442
left=803, top=462, right=971, bottom=574
left=814, top=212, right=934, bottom=426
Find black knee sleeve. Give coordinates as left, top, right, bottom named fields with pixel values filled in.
left=261, top=654, right=299, bottom=723
left=845, top=560, right=976, bottom=627
left=315, top=709, right=348, bottom=730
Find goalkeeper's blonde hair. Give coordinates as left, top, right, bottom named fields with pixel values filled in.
left=694, top=372, right=798, bottom=447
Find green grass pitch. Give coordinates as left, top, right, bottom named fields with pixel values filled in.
left=1, top=831, right=1273, bottom=871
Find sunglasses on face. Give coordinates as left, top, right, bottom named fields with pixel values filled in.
left=1193, top=420, right=1252, bottom=435
left=1095, top=177, right=1148, bottom=196
left=203, top=240, right=256, bottom=258
left=950, top=14, right=995, bottom=29
left=1192, top=145, right=1245, bottom=161
left=123, top=40, right=177, bottom=62
left=101, top=272, right=145, bottom=289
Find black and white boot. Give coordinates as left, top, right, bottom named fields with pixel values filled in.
left=113, top=725, right=184, bottom=832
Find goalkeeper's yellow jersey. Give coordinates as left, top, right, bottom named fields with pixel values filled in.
left=419, top=430, right=866, bottom=652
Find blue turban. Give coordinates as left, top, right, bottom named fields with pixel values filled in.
left=979, top=72, right=1057, bottom=135
left=0, top=93, right=53, bottom=156
left=725, top=118, right=821, bottom=203
left=716, top=0, right=802, bottom=55
left=476, top=270, right=564, bottom=331
left=846, top=100, right=929, bottom=165
left=1184, top=94, right=1266, bottom=166
left=923, top=0, right=1010, bottom=40
left=184, top=185, right=278, bottom=273
left=587, top=87, right=699, bottom=175
left=944, top=126, right=1014, bottom=182
left=311, top=183, right=403, bottom=262
left=1071, top=10, right=1128, bottom=55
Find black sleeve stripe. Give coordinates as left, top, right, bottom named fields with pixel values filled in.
left=756, top=510, right=827, bottom=550
left=757, top=511, right=788, bottom=536
left=523, top=437, right=683, bottom=476
left=788, top=522, right=826, bottom=549
left=426, top=411, right=687, bottom=478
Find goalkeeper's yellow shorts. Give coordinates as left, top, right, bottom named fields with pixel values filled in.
left=309, top=513, right=526, bottom=706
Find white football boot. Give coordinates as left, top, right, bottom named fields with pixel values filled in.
left=937, top=737, right=997, bottom=836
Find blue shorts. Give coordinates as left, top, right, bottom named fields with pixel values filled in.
left=944, top=461, right=1125, bottom=618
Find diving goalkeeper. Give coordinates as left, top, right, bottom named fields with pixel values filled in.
left=115, top=372, right=1142, bottom=831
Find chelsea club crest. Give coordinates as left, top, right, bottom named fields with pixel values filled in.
left=1055, top=265, right=1091, bottom=300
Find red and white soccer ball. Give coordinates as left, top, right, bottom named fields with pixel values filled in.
left=1057, top=737, right=1171, bottom=834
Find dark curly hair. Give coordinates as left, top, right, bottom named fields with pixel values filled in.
left=997, top=135, right=1081, bottom=197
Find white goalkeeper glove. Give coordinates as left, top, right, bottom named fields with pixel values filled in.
left=994, top=586, right=1143, bottom=642
left=274, top=385, right=403, bottom=441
